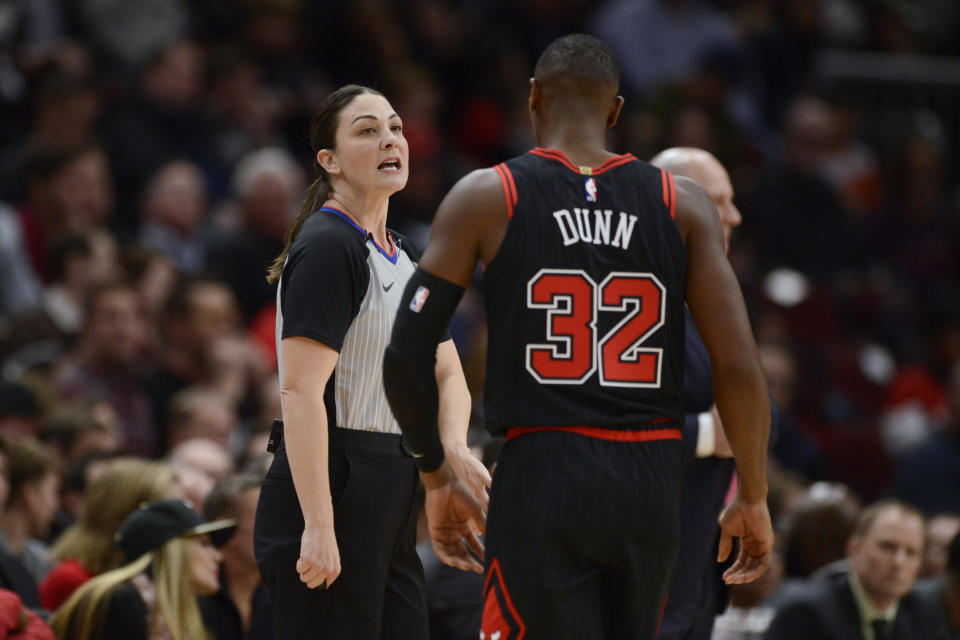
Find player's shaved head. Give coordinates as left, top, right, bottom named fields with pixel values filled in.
left=533, top=34, right=620, bottom=108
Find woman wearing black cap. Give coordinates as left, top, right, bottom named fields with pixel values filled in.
left=49, top=499, right=236, bottom=640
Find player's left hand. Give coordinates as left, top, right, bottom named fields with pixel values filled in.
left=421, top=461, right=486, bottom=573
left=717, top=495, right=773, bottom=584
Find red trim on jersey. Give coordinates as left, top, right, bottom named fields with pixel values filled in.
left=530, top=148, right=637, bottom=176
left=667, top=171, right=676, bottom=219
left=493, top=163, right=517, bottom=219
left=593, top=154, right=637, bottom=174
left=657, top=595, right=669, bottom=635
left=530, top=148, right=580, bottom=173
left=482, top=558, right=526, bottom=639
left=660, top=169, right=677, bottom=220
left=505, top=423, right=681, bottom=443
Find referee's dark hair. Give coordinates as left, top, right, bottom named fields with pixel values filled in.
left=267, top=84, right=384, bottom=284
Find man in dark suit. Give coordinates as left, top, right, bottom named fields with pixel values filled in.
left=651, top=147, right=777, bottom=640
left=913, top=529, right=960, bottom=640
left=764, top=500, right=930, bottom=640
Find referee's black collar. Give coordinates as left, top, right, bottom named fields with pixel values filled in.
left=318, top=207, right=398, bottom=264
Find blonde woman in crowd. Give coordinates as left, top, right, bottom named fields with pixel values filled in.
left=39, top=458, right=180, bottom=611
left=50, top=499, right=234, bottom=640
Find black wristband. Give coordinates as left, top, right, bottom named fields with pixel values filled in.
left=383, top=269, right=465, bottom=473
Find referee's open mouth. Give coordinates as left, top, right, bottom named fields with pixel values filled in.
left=378, top=158, right=403, bottom=172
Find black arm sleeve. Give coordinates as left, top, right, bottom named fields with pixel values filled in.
left=383, top=268, right=465, bottom=472
left=280, top=226, right=367, bottom=350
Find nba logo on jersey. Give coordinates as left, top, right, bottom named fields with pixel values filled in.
left=409, top=286, right=430, bottom=312
left=585, top=177, right=598, bottom=202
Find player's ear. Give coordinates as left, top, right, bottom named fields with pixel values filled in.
left=607, top=95, right=625, bottom=129
left=528, top=78, right=539, bottom=113
left=317, top=149, right=341, bottom=176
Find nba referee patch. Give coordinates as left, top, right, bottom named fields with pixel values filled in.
left=585, top=177, right=597, bottom=202
left=410, top=286, right=430, bottom=312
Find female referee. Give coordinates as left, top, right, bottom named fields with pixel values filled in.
left=252, top=84, right=489, bottom=640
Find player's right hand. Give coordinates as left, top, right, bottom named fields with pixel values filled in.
left=297, top=524, right=341, bottom=589
left=717, top=496, right=773, bottom=585
left=421, top=461, right=486, bottom=573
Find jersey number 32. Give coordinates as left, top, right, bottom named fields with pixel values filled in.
left=526, top=268, right=665, bottom=388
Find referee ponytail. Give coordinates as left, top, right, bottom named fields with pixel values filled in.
left=267, top=84, right=384, bottom=284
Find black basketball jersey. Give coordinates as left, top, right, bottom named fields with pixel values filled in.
left=482, top=148, right=687, bottom=436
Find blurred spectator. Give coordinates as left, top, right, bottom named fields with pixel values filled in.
left=55, top=449, right=118, bottom=527
left=870, top=126, right=955, bottom=303
left=73, top=0, right=190, bottom=69
left=745, top=95, right=863, bottom=280
left=741, top=0, right=825, bottom=127
left=779, top=482, right=861, bottom=582
left=121, top=244, right=179, bottom=323
left=200, top=472, right=273, bottom=640
left=16, top=143, right=113, bottom=281
left=100, top=39, right=210, bottom=229
left=0, top=382, right=40, bottom=438
left=39, top=458, right=177, bottom=611
left=146, top=278, right=263, bottom=445
left=168, top=438, right=234, bottom=509
left=0, top=588, right=54, bottom=638
left=764, top=499, right=929, bottom=639
left=37, top=403, right=120, bottom=468
left=0, top=438, right=59, bottom=583
left=49, top=498, right=233, bottom=640
left=207, top=147, right=304, bottom=321
left=890, top=358, right=960, bottom=515
left=166, top=388, right=238, bottom=451
left=921, top=513, right=960, bottom=579
left=912, top=531, right=960, bottom=639
left=206, top=45, right=283, bottom=172
left=55, top=281, right=156, bottom=456
left=0, top=200, right=43, bottom=319
left=138, top=160, right=211, bottom=273
left=0, top=72, right=102, bottom=204
left=0, top=438, right=41, bottom=609
left=758, top=341, right=824, bottom=481
left=820, top=97, right=883, bottom=218
left=1, top=228, right=118, bottom=376
left=590, top=0, right=741, bottom=98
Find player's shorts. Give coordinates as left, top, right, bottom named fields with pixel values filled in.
left=254, top=427, right=427, bottom=640
left=480, top=425, right=683, bottom=640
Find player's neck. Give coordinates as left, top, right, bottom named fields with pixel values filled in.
left=537, top=126, right=615, bottom=167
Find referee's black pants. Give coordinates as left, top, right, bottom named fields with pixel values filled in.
left=254, top=427, right=427, bottom=640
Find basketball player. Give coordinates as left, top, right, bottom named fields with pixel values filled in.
left=384, top=34, right=773, bottom=639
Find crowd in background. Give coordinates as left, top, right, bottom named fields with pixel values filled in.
left=0, top=0, right=958, bottom=638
